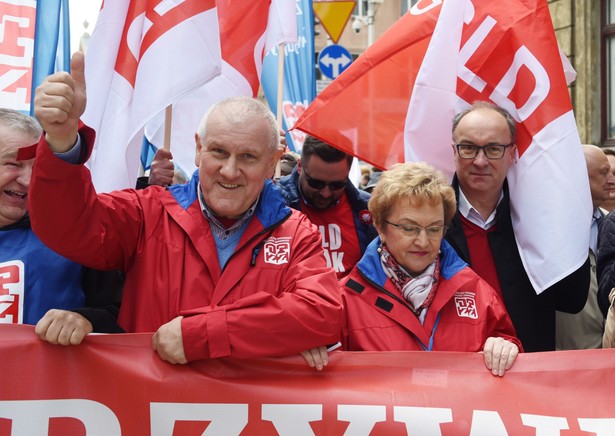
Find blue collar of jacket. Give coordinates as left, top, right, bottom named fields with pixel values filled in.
left=357, top=237, right=468, bottom=287
left=168, top=171, right=292, bottom=228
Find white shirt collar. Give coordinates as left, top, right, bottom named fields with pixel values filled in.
left=458, top=188, right=503, bottom=230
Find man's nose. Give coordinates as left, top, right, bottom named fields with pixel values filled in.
left=472, top=149, right=490, bottom=165
left=220, top=157, right=238, bottom=177
left=16, top=164, right=32, bottom=187
left=319, top=185, right=333, bottom=196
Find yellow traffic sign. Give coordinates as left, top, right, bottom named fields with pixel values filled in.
left=313, top=0, right=356, bottom=44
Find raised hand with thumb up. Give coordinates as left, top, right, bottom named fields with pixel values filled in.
left=33, top=51, right=87, bottom=153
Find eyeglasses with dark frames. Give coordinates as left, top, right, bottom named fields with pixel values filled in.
left=302, top=168, right=347, bottom=191
left=455, top=143, right=514, bottom=160
left=384, top=220, right=447, bottom=240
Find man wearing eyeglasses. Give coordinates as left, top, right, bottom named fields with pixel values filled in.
left=444, top=101, right=590, bottom=352
left=277, top=136, right=377, bottom=278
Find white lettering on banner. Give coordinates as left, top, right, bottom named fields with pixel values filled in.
left=0, top=7, right=35, bottom=112
left=150, top=403, right=248, bottom=435
left=394, top=406, right=453, bottom=434
left=0, top=400, right=614, bottom=433
left=578, top=418, right=615, bottom=435
left=338, top=405, right=386, bottom=434
left=262, top=404, right=322, bottom=434
left=469, top=410, right=509, bottom=435
left=521, top=414, right=569, bottom=435
left=0, top=260, right=23, bottom=324
left=0, top=14, right=33, bottom=66
left=410, top=0, right=442, bottom=15
left=0, top=400, right=121, bottom=435
left=458, top=13, right=551, bottom=122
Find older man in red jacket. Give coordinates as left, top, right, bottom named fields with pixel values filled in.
left=28, top=52, right=342, bottom=364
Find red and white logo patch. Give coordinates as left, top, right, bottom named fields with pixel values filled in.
left=454, top=291, right=478, bottom=319
left=359, top=209, right=373, bottom=226
left=0, top=260, right=24, bottom=324
left=263, top=237, right=291, bottom=265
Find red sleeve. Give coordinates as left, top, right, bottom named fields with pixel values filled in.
left=181, top=216, right=343, bottom=361
left=483, top=281, right=524, bottom=352
left=28, top=123, right=146, bottom=271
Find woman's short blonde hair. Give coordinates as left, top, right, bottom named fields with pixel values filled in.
left=368, top=162, right=456, bottom=229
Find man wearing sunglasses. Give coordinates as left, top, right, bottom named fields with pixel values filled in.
left=444, top=101, right=590, bottom=352
left=277, top=136, right=377, bottom=278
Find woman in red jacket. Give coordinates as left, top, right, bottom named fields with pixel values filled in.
left=303, top=162, right=521, bottom=376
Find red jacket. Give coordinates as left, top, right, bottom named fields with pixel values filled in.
left=28, top=125, right=342, bottom=361
left=340, top=238, right=521, bottom=352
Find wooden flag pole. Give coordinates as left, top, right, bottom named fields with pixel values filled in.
left=274, top=43, right=285, bottom=179
left=163, top=105, right=173, bottom=151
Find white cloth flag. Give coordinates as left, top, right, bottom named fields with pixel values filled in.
left=406, top=0, right=591, bottom=292
left=144, top=0, right=297, bottom=178
left=83, top=1, right=222, bottom=192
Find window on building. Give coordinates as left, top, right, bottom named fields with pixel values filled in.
left=603, top=0, right=615, bottom=145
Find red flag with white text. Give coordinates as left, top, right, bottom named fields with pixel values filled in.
left=142, top=0, right=297, bottom=180
left=82, top=1, right=222, bottom=192
left=293, top=0, right=591, bottom=293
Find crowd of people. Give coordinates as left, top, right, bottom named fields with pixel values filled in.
left=5, top=49, right=614, bottom=378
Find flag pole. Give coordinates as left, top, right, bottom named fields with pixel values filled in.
left=163, top=105, right=173, bottom=151
left=274, top=43, right=285, bottom=179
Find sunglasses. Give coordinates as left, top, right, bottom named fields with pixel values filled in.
left=302, top=168, right=347, bottom=191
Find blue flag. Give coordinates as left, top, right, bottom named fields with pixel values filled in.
left=261, top=0, right=315, bottom=152
left=31, top=0, right=70, bottom=115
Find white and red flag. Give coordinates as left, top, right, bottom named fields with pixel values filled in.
left=293, top=0, right=591, bottom=293
left=142, top=0, right=297, bottom=179
left=82, top=0, right=222, bottom=192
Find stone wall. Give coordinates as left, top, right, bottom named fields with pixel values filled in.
left=549, top=0, right=601, bottom=144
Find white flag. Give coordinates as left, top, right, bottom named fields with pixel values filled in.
left=83, top=1, right=222, bottom=192
left=143, top=0, right=297, bottom=178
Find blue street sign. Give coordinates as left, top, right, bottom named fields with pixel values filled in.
left=318, top=44, right=352, bottom=80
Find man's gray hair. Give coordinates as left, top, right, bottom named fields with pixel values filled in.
left=196, top=97, right=279, bottom=151
left=0, top=108, right=42, bottom=140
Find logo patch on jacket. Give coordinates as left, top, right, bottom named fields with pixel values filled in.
left=0, top=260, right=24, bottom=324
left=359, top=209, right=373, bottom=226
left=263, top=237, right=291, bottom=265
left=454, top=291, right=478, bottom=319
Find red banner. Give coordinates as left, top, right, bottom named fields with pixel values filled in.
left=1, top=324, right=614, bottom=434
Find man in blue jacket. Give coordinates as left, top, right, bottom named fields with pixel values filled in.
left=0, top=108, right=122, bottom=340
left=276, top=136, right=377, bottom=278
